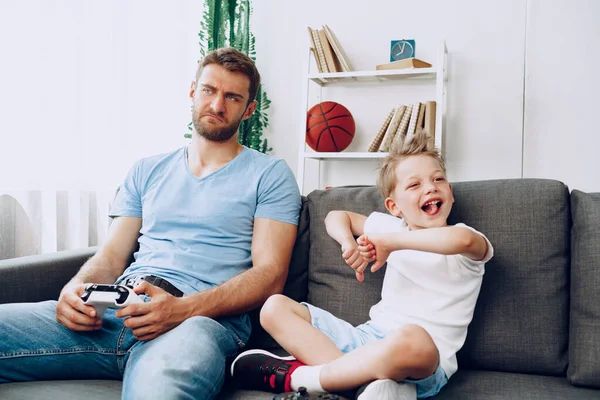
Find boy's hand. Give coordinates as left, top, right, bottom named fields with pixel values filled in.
left=358, top=234, right=391, bottom=273
left=341, top=241, right=369, bottom=282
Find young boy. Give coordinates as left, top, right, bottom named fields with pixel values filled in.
left=231, top=133, right=493, bottom=399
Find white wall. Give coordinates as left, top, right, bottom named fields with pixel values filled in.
left=252, top=0, right=600, bottom=193
left=0, top=0, right=599, bottom=257
left=1, top=0, right=597, bottom=194
left=523, top=0, right=600, bottom=192
left=253, top=0, right=528, bottom=194
left=0, top=0, right=202, bottom=192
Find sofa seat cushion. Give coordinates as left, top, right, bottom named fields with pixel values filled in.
left=437, top=370, right=600, bottom=400
left=0, top=380, right=122, bottom=400
left=306, top=179, right=570, bottom=376
left=568, top=190, right=600, bottom=388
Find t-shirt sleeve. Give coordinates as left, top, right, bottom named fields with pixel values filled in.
left=364, top=211, right=407, bottom=235
left=454, top=223, right=494, bottom=272
left=255, top=159, right=301, bottom=225
left=109, top=161, right=144, bottom=219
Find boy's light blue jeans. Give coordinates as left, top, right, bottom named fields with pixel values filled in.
left=0, top=300, right=242, bottom=400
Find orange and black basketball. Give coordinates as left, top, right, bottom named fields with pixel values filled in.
left=306, top=101, right=355, bottom=152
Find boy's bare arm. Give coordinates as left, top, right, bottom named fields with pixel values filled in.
left=361, top=226, right=489, bottom=272
left=324, top=210, right=367, bottom=244
left=325, top=211, right=371, bottom=282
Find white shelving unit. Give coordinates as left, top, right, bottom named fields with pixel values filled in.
left=296, top=41, right=448, bottom=194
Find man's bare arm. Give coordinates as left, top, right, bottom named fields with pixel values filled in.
left=67, top=216, right=142, bottom=285
left=181, top=218, right=297, bottom=319
left=57, top=216, right=142, bottom=331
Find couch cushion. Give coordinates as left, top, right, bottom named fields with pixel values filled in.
left=436, top=370, right=600, bottom=400
left=246, top=196, right=310, bottom=349
left=0, top=380, right=121, bottom=400
left=568, top=190, right=600, bottom=388
left=306, top=179, right=570, bottom=376
left=307, top=187, right=387, bottom=327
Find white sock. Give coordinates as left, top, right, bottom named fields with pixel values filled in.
left=290, top=365, right=325, bottom=393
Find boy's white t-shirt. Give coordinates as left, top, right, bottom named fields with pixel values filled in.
left=364, top=212, right=494, bottom=379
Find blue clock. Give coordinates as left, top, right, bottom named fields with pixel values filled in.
left=390, top=40, right=415, bottom=62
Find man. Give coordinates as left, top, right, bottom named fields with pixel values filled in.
left=0, top=47, right=301, bottom=400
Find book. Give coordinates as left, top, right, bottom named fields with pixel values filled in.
left=379, top=106, right=406, bottom=152
left=415, top=101, right=426, bottom=135
left=423, top=101, right=437, bottom=146
left=368, top=108, right=395, bottom=152
left=306, top=27, right=323, bottom=73
left=310, top=27, right=329, bottom=73
left=318, top=29, right=339, bottom=73
left=393, top=104, right=414, bottom=147
left=375, top=58, right=432, bottom=71
left=310, top=48, right=323, bottom=73
left=406, top=102, right=422, bottom=139
left=323, top=25, right=352, bottom=72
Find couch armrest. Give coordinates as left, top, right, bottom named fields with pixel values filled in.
left=0, top=247, right=98, bottom=304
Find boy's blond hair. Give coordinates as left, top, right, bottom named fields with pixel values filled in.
left=377, top=132, right=446, bottom=198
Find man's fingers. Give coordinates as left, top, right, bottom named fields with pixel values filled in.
left=59, top=305, right=100, bottom=327
left=56, top=310, right=101, bottom=331
left=132, top=324, right=158, bottom=339
left=64, top=290, right=97, bottom=317
left=122, top=312, right=154, bottom=330
left=117, top=302, right=149, bottom=319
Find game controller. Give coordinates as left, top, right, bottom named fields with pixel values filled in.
left=273, top=387, right=350, bottom=400
left=81, top=284, right=144, bottom=318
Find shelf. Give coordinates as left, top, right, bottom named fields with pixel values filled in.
left=308, top=68, right=437, bottom=86
left=303, top=152, right=389, bottom=160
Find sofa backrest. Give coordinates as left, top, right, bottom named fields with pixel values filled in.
left=306, top=179, right=570, bottom=376
left=568, top=190, right=600, bottom=388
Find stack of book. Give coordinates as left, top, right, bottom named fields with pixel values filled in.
left=307, top=25, right=352, bottom=73
left=368, top=101, right=437, bottom=152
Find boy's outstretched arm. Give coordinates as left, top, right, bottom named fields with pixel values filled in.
left=360, top=226, right=489, bottom=273
left=324, top=211, right=370, bottom=282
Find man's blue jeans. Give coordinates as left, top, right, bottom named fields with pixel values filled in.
left=0, top=300, right=242, bottom=399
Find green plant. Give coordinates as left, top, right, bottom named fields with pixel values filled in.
left=185, top=0, right=272, bottom=153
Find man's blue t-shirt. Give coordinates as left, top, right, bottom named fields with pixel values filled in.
left=109, top=146, right=301, bottom=342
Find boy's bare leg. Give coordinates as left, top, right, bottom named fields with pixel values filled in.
left=319, top=324, right=439, bottom=392
left=261, top=295, right=438, bottom=392
left=260, top=294, right=344, bottom=364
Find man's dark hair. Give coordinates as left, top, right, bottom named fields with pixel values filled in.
left=195, top=47, right=261, bottom=105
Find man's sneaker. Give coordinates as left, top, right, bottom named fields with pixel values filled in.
left=230, top=349, right=303, bottom=393
left=355, top=379, right=417, bottom=400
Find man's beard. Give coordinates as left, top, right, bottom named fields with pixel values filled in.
left=192, top=109, right=244, bottom=143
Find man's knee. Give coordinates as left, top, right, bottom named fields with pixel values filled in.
left=123, top=316, right=236, bottom=399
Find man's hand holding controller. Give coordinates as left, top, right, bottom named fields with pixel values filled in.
left=56, top=282, right=104, bottom=332
left=56, top=281, right=143, bottom=332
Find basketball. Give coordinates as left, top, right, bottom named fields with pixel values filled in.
left=306, top=101, right=355, bottom=152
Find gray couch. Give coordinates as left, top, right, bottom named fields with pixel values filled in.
left=1, top=179, right=600, bottom=399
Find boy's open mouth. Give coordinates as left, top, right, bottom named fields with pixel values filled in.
left=421, top=199, right=443, bottom=216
